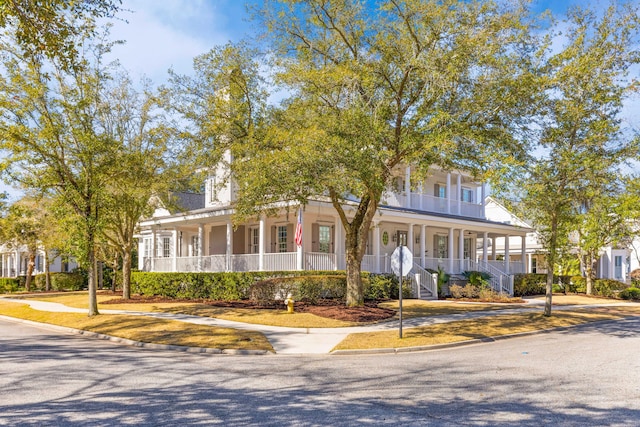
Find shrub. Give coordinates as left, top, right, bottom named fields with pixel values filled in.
left=364, top=274, right=400, bottom=300
left=463, top=271, right=491, bottom=287
left=592, top=279, right=628, bottom=298
left=0, top=278, right=21, bottom=293
left=461, top=283, right=479, bottom=298
left=449, top=284, right=463, bottom=299
left=131, top=270, right=356, bottom=302
left=569, top=276, right=586, bottom=293
left=49, top=273, right=85, bottom=291
left=478, top=287, right=497, bottom=300
left=513, top=274, right=546, bottom=296
left=619, top=286, right=640, bottom=301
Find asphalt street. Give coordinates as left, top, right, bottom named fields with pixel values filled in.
left=1, top=316, right=639, bottom=426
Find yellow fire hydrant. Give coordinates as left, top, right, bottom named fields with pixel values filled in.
left=284, top=293, right=295, bottom=314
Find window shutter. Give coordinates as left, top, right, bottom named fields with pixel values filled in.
left=287, top=223, right=294, bottom=252
left=331, top=225, right=335, bottom=253
left=271, top=226, right=276, bottom=252
left=312, top=223, right=319, bottom=252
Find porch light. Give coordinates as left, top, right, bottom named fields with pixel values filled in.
left=415, top=236, right=420, bottom=244
left=392, top=234, right=396, bottom=242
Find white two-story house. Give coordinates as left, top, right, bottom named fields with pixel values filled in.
left=0, top=242, right=77, bottom=278
left=137, top=156, right=530, bottom=298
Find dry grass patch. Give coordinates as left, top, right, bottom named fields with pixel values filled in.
left=158, top=304, right=357, bottom=328
left=11, top=292, right=359, bottom=327
left=13, top=292, right=134, bottom=309
left=378, top=299, right=523, bottom=318
left=525, top=294, right=624, bottom=305
left=0, top=301, right=273, bottom=352
left=333, top=307, right=640, bottom=351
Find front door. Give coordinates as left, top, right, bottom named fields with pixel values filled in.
left=396, top=230, right=408, bottom=247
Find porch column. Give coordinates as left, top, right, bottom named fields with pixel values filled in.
left=481, top=182, right=486, bottom=218
left=226, top=221, right=233, bottom=272
left=198, top=224, right=204, bottom=272
left=172, top=229, right=178, bottom=272
left=505, top=235, right=510, bottom=274
left=521, top=235, right=526, bottom=274
left=151, top=228, right=157, bottom=272
left=420, top=224, right=426, bottom=268
left=373, top=221, right=381, bottom=273
left=491, top=237, right=496, bottom=260
left=404, top=166, right=411, bottom=208
left=458, top=229, right=465, bottom=272
left=448, top=227, right=454, bottom=273
left=418, top=183, right=424, bottom=210
left=483, top=232, right=489, bottom=264
left=457, top=173, right=462, bottom=215
left=258, top=216, right=265, bottom=271
left=527, top=253, right=532, bottom=274
left=296, top=208, right=303, bottom=271
left=407, top=223, right=414, bottom=252
left=446, top=172, right=452, bottom=214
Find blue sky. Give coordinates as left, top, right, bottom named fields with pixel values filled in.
left=106, top=0, right=583, bottom=84
left=0, top=0, right=629, bottom=199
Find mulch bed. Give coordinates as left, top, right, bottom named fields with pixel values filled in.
left=99, top=293, right=396, bottom=323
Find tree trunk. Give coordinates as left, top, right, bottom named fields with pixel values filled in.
left=345, top=241, right=364, bottom=306
left=44, top=251, right=51, bottom=291
left=86, top=229, right=99, bottom=316
left=97, top=261, right=104, bottom=289
left=122, top=249, right=131, bottom=299
left=544, top=217, right=558, bottom=317
left=332, top=190, right=379, bottom=307
left=24, top=251, right=35, bottom=292
left=585, top=253, right=596, bottom=295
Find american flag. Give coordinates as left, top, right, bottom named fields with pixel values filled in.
left=295, top=209, right=303, bottom=247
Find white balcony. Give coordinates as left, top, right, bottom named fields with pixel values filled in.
left=382, top=191, right=484, bottom=219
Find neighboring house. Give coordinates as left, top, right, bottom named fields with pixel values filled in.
left=0, top=242, right=78, bottom=278
left=484, top=197, right=632, bottom=283
left=484, top=197, right=548, bottom=275
left=136, top=159, right=530, bottom=298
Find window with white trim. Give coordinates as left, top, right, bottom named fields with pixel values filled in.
left=462, top=188, right=474, bottom=203
left=191, top=235, right=200, bottom=257
left=250, top=227, right=260, bottom=254
left=162, top=237, right=171, bottom=258
left=277, top=226, right=288, bottom=253
left=318, top=225, right=331, bottom=253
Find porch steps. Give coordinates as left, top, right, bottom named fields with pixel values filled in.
left=408, top=263, right=439, bottom=300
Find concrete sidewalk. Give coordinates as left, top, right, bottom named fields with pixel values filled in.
left=2, top=297, right=638, bottom=354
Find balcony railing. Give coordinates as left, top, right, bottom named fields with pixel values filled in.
left=381, top=191, right=483, bottom=219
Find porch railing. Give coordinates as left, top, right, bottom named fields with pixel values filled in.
left=305, top=252, right=337, bottom=271
left=148, top=252, right=515, bottom=295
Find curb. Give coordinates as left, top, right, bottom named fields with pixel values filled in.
left=0, top=315, right=272, bottom=356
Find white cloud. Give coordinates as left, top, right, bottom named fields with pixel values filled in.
left=105, top=0, right=242, bottom=84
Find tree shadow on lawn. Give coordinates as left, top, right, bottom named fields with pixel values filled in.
left=1, top=329, right=639, bottom=427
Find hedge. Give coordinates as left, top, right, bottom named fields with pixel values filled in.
left=620, top=286, right=640, bottom=301
left=513, top=273, right=628, bottom=298
left=130, top=271, right=401, bottom=302
left=0, top=278, right=21, bottom=293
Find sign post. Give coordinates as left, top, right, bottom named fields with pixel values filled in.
left=391, top=245, right=413, bottom=339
